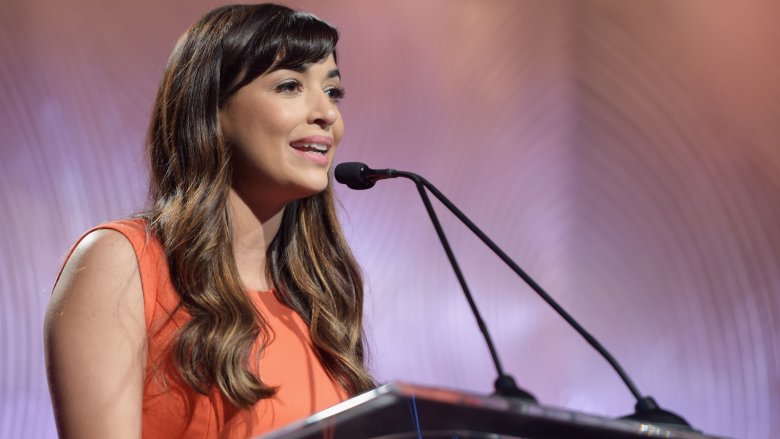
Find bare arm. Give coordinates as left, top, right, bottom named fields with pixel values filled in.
left=44, top=229, right=146, bottom=439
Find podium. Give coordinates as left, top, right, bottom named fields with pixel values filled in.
left=261, top=382, right=725, bottom=439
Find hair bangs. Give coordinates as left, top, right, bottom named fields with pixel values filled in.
left=269, top=12, right=339, bottom=71
left=225, top=10, right=338, bottom=98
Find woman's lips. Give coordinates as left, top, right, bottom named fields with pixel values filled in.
left=289, top=135, right=334, bottom=166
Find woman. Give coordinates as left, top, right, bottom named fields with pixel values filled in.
left=44, top=4, right=374, bottom=438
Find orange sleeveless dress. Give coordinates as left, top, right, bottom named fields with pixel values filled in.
left=65, top=219, right=346, bottom=438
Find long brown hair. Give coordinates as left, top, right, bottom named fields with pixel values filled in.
left=145, top=3, right=373, bottom=407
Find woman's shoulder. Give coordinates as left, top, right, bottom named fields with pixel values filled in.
left=53, top=217, right=172, bottom=328
left=52, top=218, right=151, bottom=309
left=91, top=217, right=158, bottom=252
left=54, top=226, right=141, bottom=297
left=60, top=218, right=164, bottom=274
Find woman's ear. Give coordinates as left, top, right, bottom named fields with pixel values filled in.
left=218, top=105, right=234, bottom=144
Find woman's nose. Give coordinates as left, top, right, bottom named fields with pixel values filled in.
left=308, top=91, right=338, bottom=128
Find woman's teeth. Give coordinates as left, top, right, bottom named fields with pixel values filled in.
left=292, top=143, right=328, bottom=154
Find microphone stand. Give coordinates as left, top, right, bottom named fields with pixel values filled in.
left=394, top=171, right=696, bottom=431
left=398, top=171, right=537, bottom=402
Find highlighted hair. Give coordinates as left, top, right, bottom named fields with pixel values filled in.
left=146, top=3, right=373, bottom=406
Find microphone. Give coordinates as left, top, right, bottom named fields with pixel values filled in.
left=336, top=162, right=536, bottom=402
left=334, top=162, right=397, bottom=190
left=334, top=161, right=697, bottom=432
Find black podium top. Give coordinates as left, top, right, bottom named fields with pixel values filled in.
left=260, top=382, right=725, bottom=439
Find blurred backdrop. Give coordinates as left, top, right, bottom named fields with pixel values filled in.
left=1, top=0, right=779, bottom=437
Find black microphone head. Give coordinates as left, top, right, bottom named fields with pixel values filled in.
left=334, top=162, right=375, bottom=190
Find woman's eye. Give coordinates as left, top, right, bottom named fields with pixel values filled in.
left=275, top=80, right=302, bottom=93
left=325, top=86, right=346, bottom=102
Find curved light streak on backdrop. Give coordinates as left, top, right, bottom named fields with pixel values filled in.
left=1, top=1, right=778, bottom=438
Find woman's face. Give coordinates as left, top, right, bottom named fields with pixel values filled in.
left=221, top=53, right=344, bottom=206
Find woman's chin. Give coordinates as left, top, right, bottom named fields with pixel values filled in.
left=289, top=175, right=330, bottom=199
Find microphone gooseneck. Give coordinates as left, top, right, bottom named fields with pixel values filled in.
left=334, top=161, right=696, bottom=431
left=335, top=162, right=536, bottom=402
left=403, top=170, right=537, bottom=403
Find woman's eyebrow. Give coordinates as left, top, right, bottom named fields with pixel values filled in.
left=285, top=67, right=340, bottom=79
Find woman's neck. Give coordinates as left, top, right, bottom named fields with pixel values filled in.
left=227, top=188, right=285, bottom=292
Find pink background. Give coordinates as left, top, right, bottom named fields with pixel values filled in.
left=2, top=1, right=779, bottom=437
